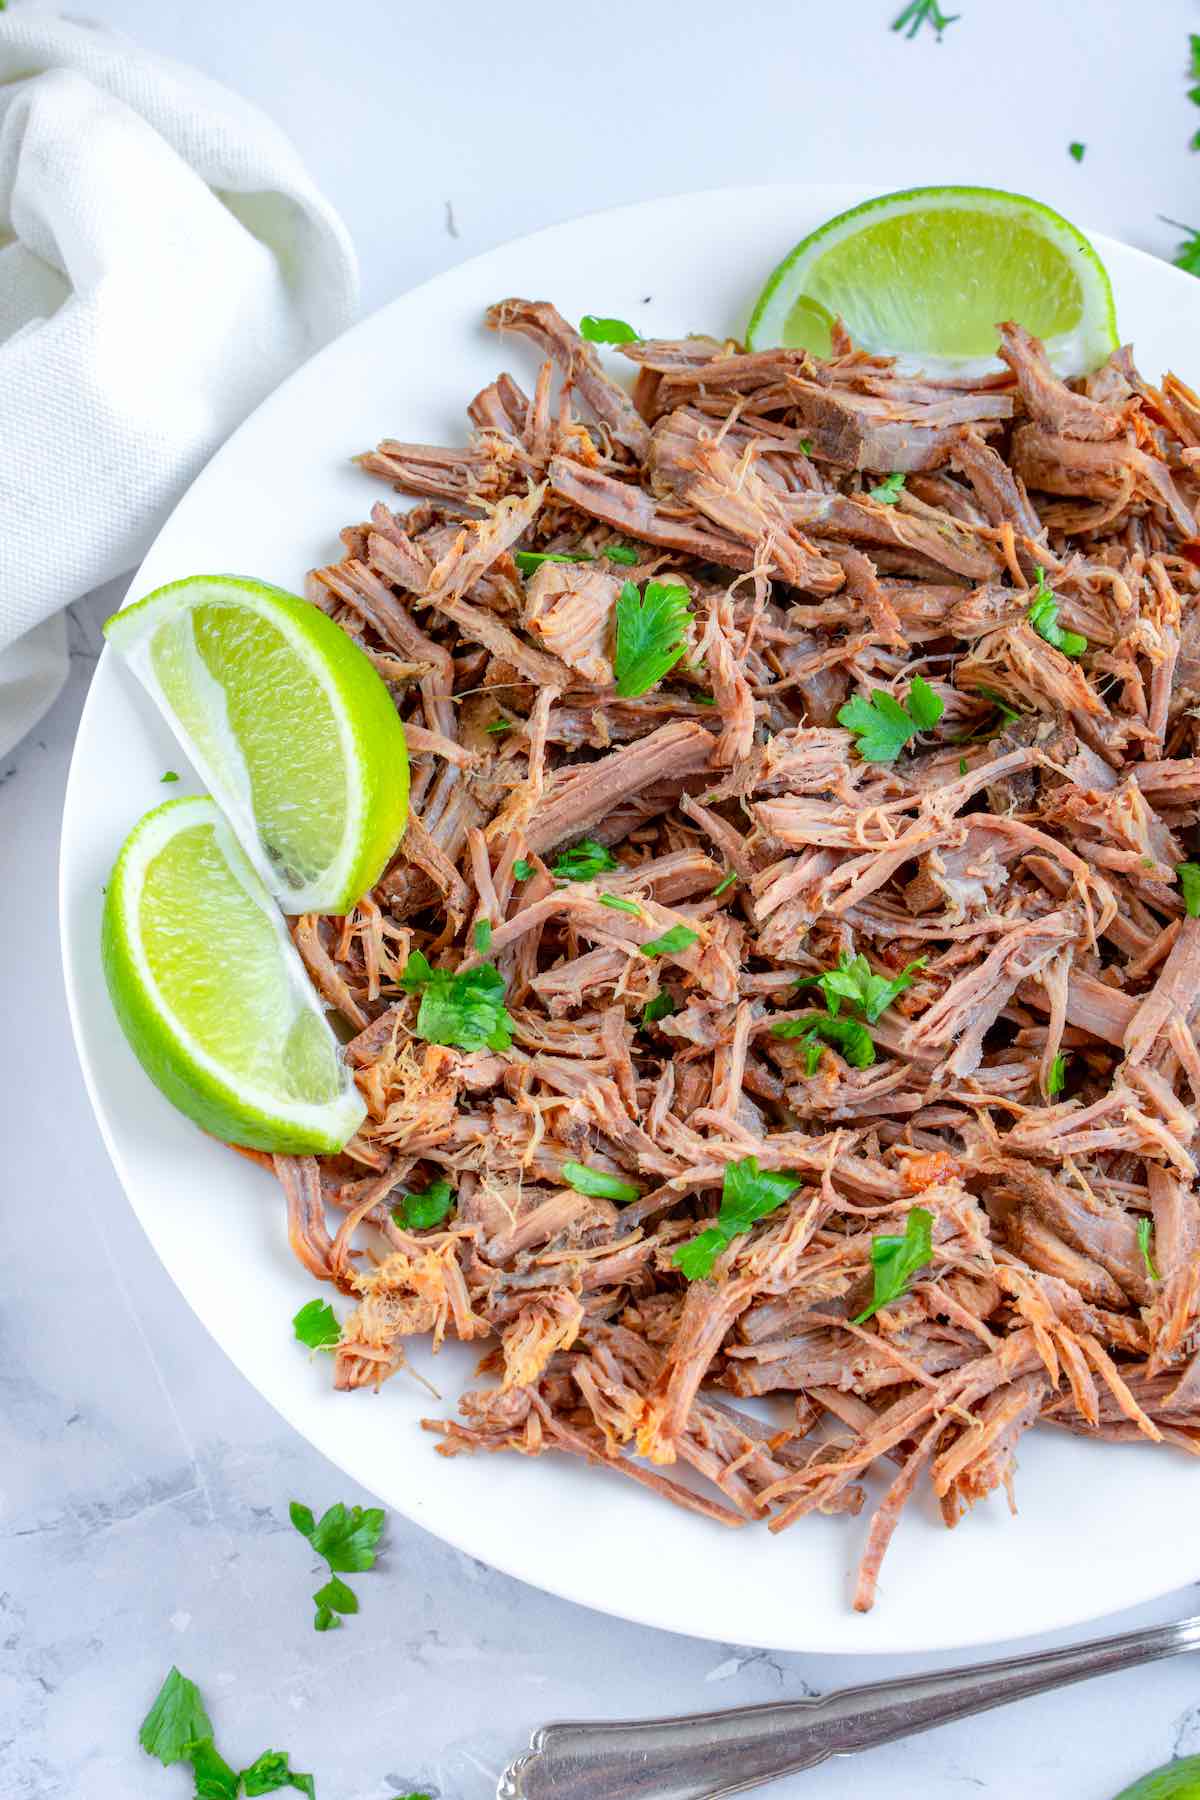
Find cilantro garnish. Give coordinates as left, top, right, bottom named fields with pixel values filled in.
left=614, top=579, right=694, bottom=697
left=400, top=951, right=513, bottom=1051
left=485, top=719, right=512, bottom=734
left=561, top=1160, right=641, bottom=1202
left=673, top=1157, right=803, bottom=1280
left=891, top=0, right=959, bottom=40
left=773, top=1011, right=877, bottom=1074
left=712, top=870, right=738, bottom=897
left=161, top=770, right=180, bottom=783
left=1045, top=1053, right=1068, bottom=1098
left=1190, top=36, right=1200, bottom=149
left=513, top=858, right=534, bottom=881
left=853, top=1206, right=935, bottom=1323
left=553, top=838, right=619, bottom=880
left=837, top=673, right=944, bottom=762
left=138, top=1669, right=314, bottom=1797
left=1027, top=566, right=1087, bottom=657
left=473, top=918, right=493, bottom=952
left=393, top=1178, right=455, bottom=1230
left=290, top=1500, right=386, bottom=1632
left=292, top=1299, right=340, bottom=1352
left=1138, top=1216, right=1161, bottom=1282
left=869, top=470, right=906, bottom=504
left=514, top=550, right=588, bottom=575
left=1068, top=142, right=1085, bottom=162
left=799, top=436, right=814, bottom=454
left=580, top=314, right=640, bottom=344
left=958, top=756, right=968, bottom=775
left=641, top=924, right=699, bottom=958
left=603, top=543, right=640, bottom=565
left=641, top=991, right=676, bottom=1028
left=1165, top=217, right=1200, bottom=276
left=1178, top=862, right=1200, bottom=916
left=598, top=892, right=643, bottom=915
left=794, top=951, right=925, bottom=1024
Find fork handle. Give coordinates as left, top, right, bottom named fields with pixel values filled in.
left=499, top=1615, right=1200, bottom=1800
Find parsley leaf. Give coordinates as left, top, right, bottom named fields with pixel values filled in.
left=292, top=1298, right=340, bottom=1351
left=673, top=1158, right=802, bottom=1280
left=641, top=991, right=676, bottom=1028
left=891, top=0, right=959, bottom=39
left=1068, top=141, right=1085, bottom=162
left=1045, top=1053, right=1068, bottom=1098
left=614, top=579, right=693, bottom=697
left=473, top=918, right=492, bottom=952
left=603, top=543, right=640, bottom=565
left=514, top=549, right=590, bottom=575
left=291, top=1499, right=386, bottom=1631
left=869, top=470, right=906, bottom=504
left=561, top=1160, right=641, bottom=1202
left=552, top=837, right=619, bottom=880
left=401, top=953, right=513, bottom=1052
left=641, top=924, right=699, bottom=957
left=393, top=1178, right=455, bottom=1230
left=188, top=1737, right=240, bottom=1799
left=853, top=1206, right=935, bottom=1323
left=598, top=892, right=642, bottom=915
left=580, top=314, right=640, bottom=344
left=485, top=718, right=512, bottom=734
left=794, top=952, right=925, bottom=1024
left=773, top=1012, right=877, bottom=1073
left=1178, top=862, right=1200, bottom=916
left=1027, top=567, right=1087, bottom=657
left=1138, top=1216, right=1162, bottom=1282
left=712, top=870, right=738, bottom=897
left=140, top=1668, right=214, bottom=1767
left=241, top=1750, right=315, bottom=1796
left=1165, top=216, right=1200, bottom=276
left=513, top=858, right=533, bottom=880
left=161, top=770, right=180, bottom=783
left=313, top=1575, right=358, bottom=1618
left=958, top=756, right=968, bottom=775
left=837, top=675, right=944, bottom=762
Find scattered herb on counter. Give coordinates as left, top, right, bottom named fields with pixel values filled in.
left=161, top=770, right=180, bottom=783
left=853, top=1206, right=935, bottom=1323
left=891, top=0, right=959, bottom=39
left=139, top=1668, right=315, bottom=1796
left=290, top=1500, right=386, bottom=1632
left=1068, top=141, right=1086, bottom=162
left=1164, top=217, right=1200, bottom=276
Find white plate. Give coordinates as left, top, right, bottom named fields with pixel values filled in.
left=61, top=184, right=1200, bottom=1655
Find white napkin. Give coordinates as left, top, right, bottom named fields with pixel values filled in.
left=0, top=3, right=358, bottom=756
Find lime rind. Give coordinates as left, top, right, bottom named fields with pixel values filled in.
left=102, top=796, right=366, bottom=1154
left=104, top=575, right=409, bottom=915
left=746, top=185, right=1119, bottom=378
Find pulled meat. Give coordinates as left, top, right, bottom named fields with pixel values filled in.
left=272, top=301, right=1200, bottom=1613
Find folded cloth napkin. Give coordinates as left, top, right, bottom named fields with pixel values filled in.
left=0, top=3, right=358, bottom=757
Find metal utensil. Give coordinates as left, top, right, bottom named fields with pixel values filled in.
left=499, top=1614, right=1200, bottom=1798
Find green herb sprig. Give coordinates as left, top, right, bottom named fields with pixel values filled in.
left=561, top=1160, right=641, bottom=1202
left=580, top=314, right=641, bottom=344
left=393, top=1178, right=455, bottom=1230
left=553, top=838, right=619, bottom=880
left=674, top=1157, right=803, bottom=1280
left=139, top=1667, right=315, bottom=1796
left=853, top=1206, right=935, bottom=1323
left=1138, top=1216, right=1161, bottom=1281
left=891, top=0, right=959, bottom=39
left=1178, top=862, right=1200, bottom=916
left=869, top=470, right=906, bottom=504
left=1027, top=567, right=1087, bottom=658
left=401, top=951, right=513, bottom=1051
left=837, top=674, right=944, bottom=762
left=292, top=1299, right=340, bottom=1351
left=290, top=1501, right=386, bottom=1632
left=614, top=580, right=694, bottom=697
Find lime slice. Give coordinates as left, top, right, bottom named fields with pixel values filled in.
left=103, top=796, right=366, bottom=1153
left=747, top=186, right=1118, bottom=377
left=105, top=576, right=409, bottom=915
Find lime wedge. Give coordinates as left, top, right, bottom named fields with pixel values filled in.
left=105, top=576, right=409, bottom=915
left=103, top=796, right=366, bottom=1153
left=747, top=185, right=1118, bottom=377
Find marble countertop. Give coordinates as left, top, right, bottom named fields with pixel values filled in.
left=7, top=2, right=1200, bottom=1794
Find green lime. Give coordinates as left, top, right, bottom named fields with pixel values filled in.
left=102, top=796, right=366, bottom=1153
left=747, top=185, right=1118, bottom=376
left=105, top=575, right=409, bottom=915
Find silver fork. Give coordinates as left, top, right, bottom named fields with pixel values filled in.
left=499, top=1614, right=1200, bottom=1798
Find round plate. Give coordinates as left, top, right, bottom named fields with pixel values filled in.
left=60, top=184, right=1200, bottom=1654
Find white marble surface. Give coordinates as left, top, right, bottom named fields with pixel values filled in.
left=7, top=2, right=1200, bottom=1794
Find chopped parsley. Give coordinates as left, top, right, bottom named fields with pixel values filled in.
left=513, top=857, right=534, bottom=880
left=514, top=550, right=587, bottom=574
left=292, top=1299, right=340, bottom=1352
left=891, top=0, right=959, bottom=39
left=674, top=1157, right=803, bottom=1280
left=473, top=918, right=493, bottom=952
left=799, top=437, right=814, bottom=455
left=139, top=1668, right=314, bottom=1796
left=1027, top=566, right=1087, bottom=657
left=869, top=470, right=906, bottom=504
left=400, top=951, right=513, bottom=1051
left=641, top=991, right=676, bottom=1028
left=485, top=719, right=512, bottom=734
left=1138, top=1216, right=1161, bottom=1282
left=561, top=1160, right=641, bottom=1202
left=1045, top=1053, right=1068, bottom=1098
left=1191, top=35, right=1200, bottom=149
left=641, top=924, right=699, bottom=958
left=837, top=673, right=944, bottom=762
left=712, top=870, right=738, bottom=897
left=1165, top=217, right=1200, bottom=277
left=959, top=756, right=968, bottom=775
left=614, top=579, right=694, bottom=697
left=1178, top=862, right=1200, bottom=916
left=1068, top=142, right=1086, bottom=162
left=580, top=314, right=641, bottom=344
left=161, top=770, right=180, bottom=783
left=774, top=1011, right=876, bottom=1074
left=553, top=838, right=619, bottom=880
left=794, top=951, right=925, bottom=1024
left=603, top=543, right=640, bottom=565
left=290, top=1499, right=386, bottom=1632
left=853, top=1206, right=935, bottom=1323
left=393, top=1178, right=455, bottom=1230
left=598, top=892, right=643, bottom=915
